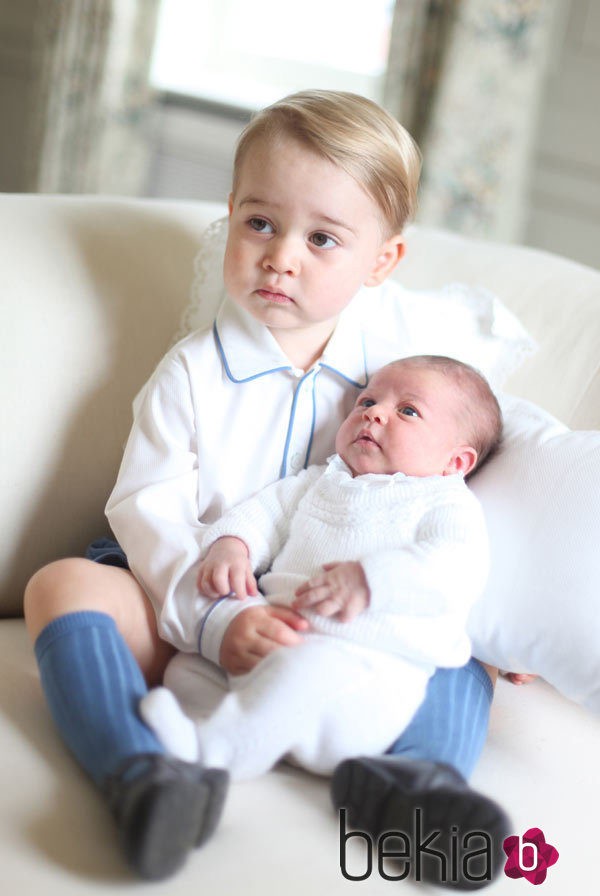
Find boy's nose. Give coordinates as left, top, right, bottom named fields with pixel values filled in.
left=262, top=238, right=300, bottom=276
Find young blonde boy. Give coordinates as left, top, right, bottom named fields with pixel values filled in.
left=25, top=91, right=508, bottom=886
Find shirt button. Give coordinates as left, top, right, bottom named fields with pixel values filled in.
left=290, top=452, right=303, bottom=472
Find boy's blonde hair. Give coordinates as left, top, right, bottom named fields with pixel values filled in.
left=232, top=90, right=421, bottom=235
left=389, top=355, right=503, bottom=474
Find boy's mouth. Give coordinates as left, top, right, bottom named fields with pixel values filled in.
left=257, top=288, right=294, bottom=304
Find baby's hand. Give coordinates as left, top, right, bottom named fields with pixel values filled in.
left=293, top=561, right=370, bottom=623
left=197, top=536, right=258, bottom=599
left=219, top=605, right=309, bottom=675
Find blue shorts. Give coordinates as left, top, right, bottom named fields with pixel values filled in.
left=85, top=537, right=129, bottom=569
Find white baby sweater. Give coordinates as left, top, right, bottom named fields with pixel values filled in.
left=201, top=455, right=489, bottom=670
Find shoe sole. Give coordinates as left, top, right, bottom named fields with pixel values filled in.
left=196, top=768, right=230, bottom=847
left=126, top=768, right=229, bottom=881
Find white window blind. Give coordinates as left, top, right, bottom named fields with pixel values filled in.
left=150, top=0, right=394, bottom=110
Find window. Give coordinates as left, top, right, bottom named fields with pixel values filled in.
left=150, top=0, right=395, bottom=110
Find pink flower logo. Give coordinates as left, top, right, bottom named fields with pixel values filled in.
left=503, top=828, right=559, bottom=885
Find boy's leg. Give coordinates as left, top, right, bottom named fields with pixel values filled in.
left=388, top=658, right=494, bottom=779
left=331, top=660, right=510, bottom=890
left=24, top=557, right=227, bottom=879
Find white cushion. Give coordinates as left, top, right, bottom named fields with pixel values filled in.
left=469, top=394, right=600, bottom=712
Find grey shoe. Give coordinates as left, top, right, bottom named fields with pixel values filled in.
left=331, top=755, right=510, bottom=890
left=105, top=753, right=229, bottom=880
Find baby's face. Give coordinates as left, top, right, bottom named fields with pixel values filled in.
left=335, top=364, right=477, bottom=478
left=224, top=135, right=402, bottom=346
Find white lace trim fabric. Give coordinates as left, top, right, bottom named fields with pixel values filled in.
left=389, top=280, right=537, bottom=390
left=171, top=216, right=229, bottom=346
left=458, top=281, right=538, bottom=386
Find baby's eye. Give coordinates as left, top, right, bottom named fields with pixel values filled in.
left=399, top=406, right=419, bottom=417
left=248, top=217, right=274, bottom=234
left=358, top=398, right=375, bottom=408
left=310, top=232, right=337, bottom=249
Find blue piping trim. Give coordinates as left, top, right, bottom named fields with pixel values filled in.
left=197, top=595, right=228, bottom=657
left=303, top=369, right=319, bottom=468
left=279, top=369, right=314, bottom=479
left=213, top=322, right=292, bottom=383
left=319, top=363, right=366, bottom=388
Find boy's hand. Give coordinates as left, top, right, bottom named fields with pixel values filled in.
left=293, top=561, right=370, bottom=623
left=197, top=536, right=258, bottom=599
left=219, top=605, right=309, bottom=675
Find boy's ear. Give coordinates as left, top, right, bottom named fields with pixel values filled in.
left=364, top=235, right=406, bottom=287
left=228, top=193, right=234, bottom=215
left=443, top=446, right=478, bottom=478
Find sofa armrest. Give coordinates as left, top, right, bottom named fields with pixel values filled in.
left=0, top=194, right=225, bottom=616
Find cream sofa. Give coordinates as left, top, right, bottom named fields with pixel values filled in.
left=1, top=193, right=599, bottom=895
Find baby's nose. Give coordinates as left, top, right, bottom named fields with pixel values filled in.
left=364, top=404, right=387, bottom=424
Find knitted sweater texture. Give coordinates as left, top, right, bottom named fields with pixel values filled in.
left=202, top=455, right=489, bottom=669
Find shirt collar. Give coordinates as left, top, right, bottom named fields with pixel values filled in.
left=318, top=291, right=369, bottom=387
left=214, top=296, right=293, bottom=382
left=323, top=284, right=415, bottom=386
left=213, top=286, right=403, bottom=385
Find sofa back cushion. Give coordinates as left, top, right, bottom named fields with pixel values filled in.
left=400, top=225, right=600, bottom=430
left=2, top=195, right=599, bottom=621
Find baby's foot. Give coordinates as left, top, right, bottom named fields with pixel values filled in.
left=140, top=687, right=199, bottom=762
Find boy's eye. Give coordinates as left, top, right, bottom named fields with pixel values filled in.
left=358, top=398, right=375, bottom=408
left=248, top=217, right=274, bottom=234
left=310, top=232, right=337, bottom=249
left=399, top=406, right=419, bottom=418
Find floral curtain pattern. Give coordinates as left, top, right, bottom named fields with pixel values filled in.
left=26, top=0, right=160, bottom=194
left=384, top=0, right=560, bottom=242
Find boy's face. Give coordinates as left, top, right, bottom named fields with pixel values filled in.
left=224, top=136, right=403, bottom=349
left=335, top=364, right=478, bottom=478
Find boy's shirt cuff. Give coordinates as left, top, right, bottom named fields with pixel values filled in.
left=197, top=592, right=268, bottom=666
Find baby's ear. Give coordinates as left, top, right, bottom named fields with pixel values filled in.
left=228, top=192, right=234, bottom=215
left=444, top=446, right=478, bottom=478
left=364, top=235, right=405, bottom=287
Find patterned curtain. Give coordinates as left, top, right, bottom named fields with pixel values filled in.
left=25, top=0, right=160, bottom=194
left=384, top=0, right=560, bottom=241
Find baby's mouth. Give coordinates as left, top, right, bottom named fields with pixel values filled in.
left=355, top=430, right=380, bottom=448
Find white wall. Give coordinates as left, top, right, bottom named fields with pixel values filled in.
left=523, top=0, right=600, bottom=268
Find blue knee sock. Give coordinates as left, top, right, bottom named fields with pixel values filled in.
left=34, top=611, right=164, bottom=787
left=387, top=659, right=493, bottom=780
